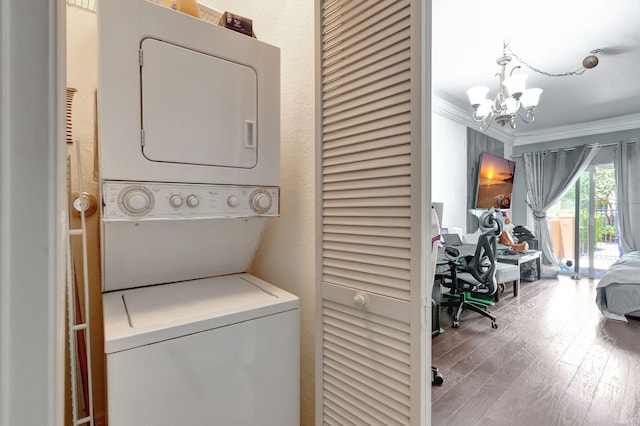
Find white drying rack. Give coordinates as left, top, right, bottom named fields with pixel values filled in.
left=66, top=140, right=94, bottom=426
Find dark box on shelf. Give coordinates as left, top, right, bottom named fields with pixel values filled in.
left=218, top=12, right=256, bottom=38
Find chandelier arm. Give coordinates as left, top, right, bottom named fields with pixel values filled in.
left=517, top=107, right=536, bottom=124
left=471, top=110, right=493, bottom=124
left=491, top=91, right=503, bottom=115
left=470, top=109, right=493, bottom=131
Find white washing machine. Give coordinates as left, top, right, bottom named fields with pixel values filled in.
left=100, top=181, right=299, bottom=425
left=103, top=273, right=299, bottom=425
left=97, top=1, right=298, bottom=424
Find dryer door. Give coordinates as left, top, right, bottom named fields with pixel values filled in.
left=140, top=38, right=258, bottom=168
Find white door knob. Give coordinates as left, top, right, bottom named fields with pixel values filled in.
left=353, top=293, right=369, bottom=310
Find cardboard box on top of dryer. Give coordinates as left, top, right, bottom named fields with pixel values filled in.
left=218, top=11, right=256, bottom=38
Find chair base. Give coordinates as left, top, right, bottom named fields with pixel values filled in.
left=442, top=292, right=498, bottom=329
left=432, top=366, right=444, bottom=386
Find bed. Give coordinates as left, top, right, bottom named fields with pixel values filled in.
left=596, top=251, right=640, bottom=321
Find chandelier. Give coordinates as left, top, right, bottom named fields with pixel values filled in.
left=466, top=41, right=543, bottom=131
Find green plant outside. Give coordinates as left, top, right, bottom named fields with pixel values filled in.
left=548, top=167, right=617, bottom=255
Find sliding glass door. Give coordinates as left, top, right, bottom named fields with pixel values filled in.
left=548, top=165, right=619, bottom=278
left=577, top=165, right=619, bottom=277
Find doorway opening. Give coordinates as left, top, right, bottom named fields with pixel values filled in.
left=548, top=164, right=619, bottom=278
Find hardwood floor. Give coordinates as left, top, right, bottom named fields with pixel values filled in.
left=431, top=275, right=640, bottom=426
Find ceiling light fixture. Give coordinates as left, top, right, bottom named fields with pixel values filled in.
left=466, top=41, right=543, bottom=131
left=467, top=41, right=602, bottom=132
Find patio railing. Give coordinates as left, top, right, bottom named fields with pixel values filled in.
left=579, top=207, right=619, bottom=261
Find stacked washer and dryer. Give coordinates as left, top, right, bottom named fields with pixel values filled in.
left=97, top=1, right=299, bottom=424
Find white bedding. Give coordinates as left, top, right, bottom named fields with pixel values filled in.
left=596, top=251, right=640, bottom=322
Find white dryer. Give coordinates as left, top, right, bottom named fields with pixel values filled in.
left=97, top=0, right=279, bottom=186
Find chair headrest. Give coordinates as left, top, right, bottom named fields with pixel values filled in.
left=479, top=208, right=504, bottom=236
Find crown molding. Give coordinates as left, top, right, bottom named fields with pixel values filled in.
left=432, top=96, right=640, bottom=147
left=432, top=96, right=515, bottom=145
left=512, top=113, right=640, bottom=145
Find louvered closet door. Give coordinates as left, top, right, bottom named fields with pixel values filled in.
left=317, top=0, right=428, bottom=425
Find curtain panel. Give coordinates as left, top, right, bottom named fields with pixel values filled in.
left=522, top=145, right=600, bottom=277
left=614, top=138, right=640, bottom=253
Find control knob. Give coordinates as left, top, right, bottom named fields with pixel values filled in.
left=169, top=195, right=183, bottom=208
left=119, top=186, right=153, bottom=216
left=186, top=195, right=199, bottom=208
left=249, top=190, right=272, bottom=213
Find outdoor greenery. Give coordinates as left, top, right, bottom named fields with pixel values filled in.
left=576, top=167, right=617, bottom=252
left=547, top=167, right=618, bottom=256
left=548, top=167, right=616, bottom=215
left=565, top=167, right=616, bottom=209
left=578, top=209, right=616, bottom=250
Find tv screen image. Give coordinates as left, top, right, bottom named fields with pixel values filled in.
left=475, top=152, right=516, bottom=209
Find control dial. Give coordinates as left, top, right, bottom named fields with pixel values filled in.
left=169, top=194, right=183, bottom=208
left=249, top=189, right=272, bottom=214
left=186, top=195, right=199, bottom=208
left=118, top=186, right=154, bottom=216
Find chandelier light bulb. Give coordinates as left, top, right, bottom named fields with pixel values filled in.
left=503, top=73, right=528, bottom=99
left=466, top=86, right=490, bottom=107
left=521, top=88, right=543, bottom=109
left=504, top=97, right=519, bottom=114
left=476, top=99, right=493, bottom=118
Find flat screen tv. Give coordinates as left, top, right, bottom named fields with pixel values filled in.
left=474, top=152, right=516, bottom=209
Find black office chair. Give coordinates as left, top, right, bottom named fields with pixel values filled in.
left=440, top=210, right=503, bottom=329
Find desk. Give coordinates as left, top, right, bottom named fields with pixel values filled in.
left=496, top=250, right=542, bottom=282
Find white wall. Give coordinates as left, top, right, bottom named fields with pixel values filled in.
left=199, top=2, right=316, bottom=424
left=431, top=113, right=468, bottom=232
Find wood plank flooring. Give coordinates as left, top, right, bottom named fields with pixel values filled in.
left=431, top=275, right=640, bottom=426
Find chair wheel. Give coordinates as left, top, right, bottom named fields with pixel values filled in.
left=432, top=372, right=444, bottom=386
left=491, top=322, right=498, bottom=329
left=452, top=321, right=459, bottom=328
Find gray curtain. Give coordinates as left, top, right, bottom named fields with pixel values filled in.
left=467, top=128, right=503, bottom=232
left=522, top=145, right=600, bottom=277
left=614, top=138, right=640, bottom=253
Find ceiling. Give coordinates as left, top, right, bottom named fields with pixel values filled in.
left=432, top=0, right=640, bottom=145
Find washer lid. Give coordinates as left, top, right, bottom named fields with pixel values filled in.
left=103, top=274, right=299, bottom=353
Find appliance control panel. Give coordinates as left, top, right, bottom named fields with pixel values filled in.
left=102, top=181, right=279, bottom=220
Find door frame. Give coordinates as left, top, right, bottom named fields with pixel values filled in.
left=0, top=0, right=67, bottom=424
